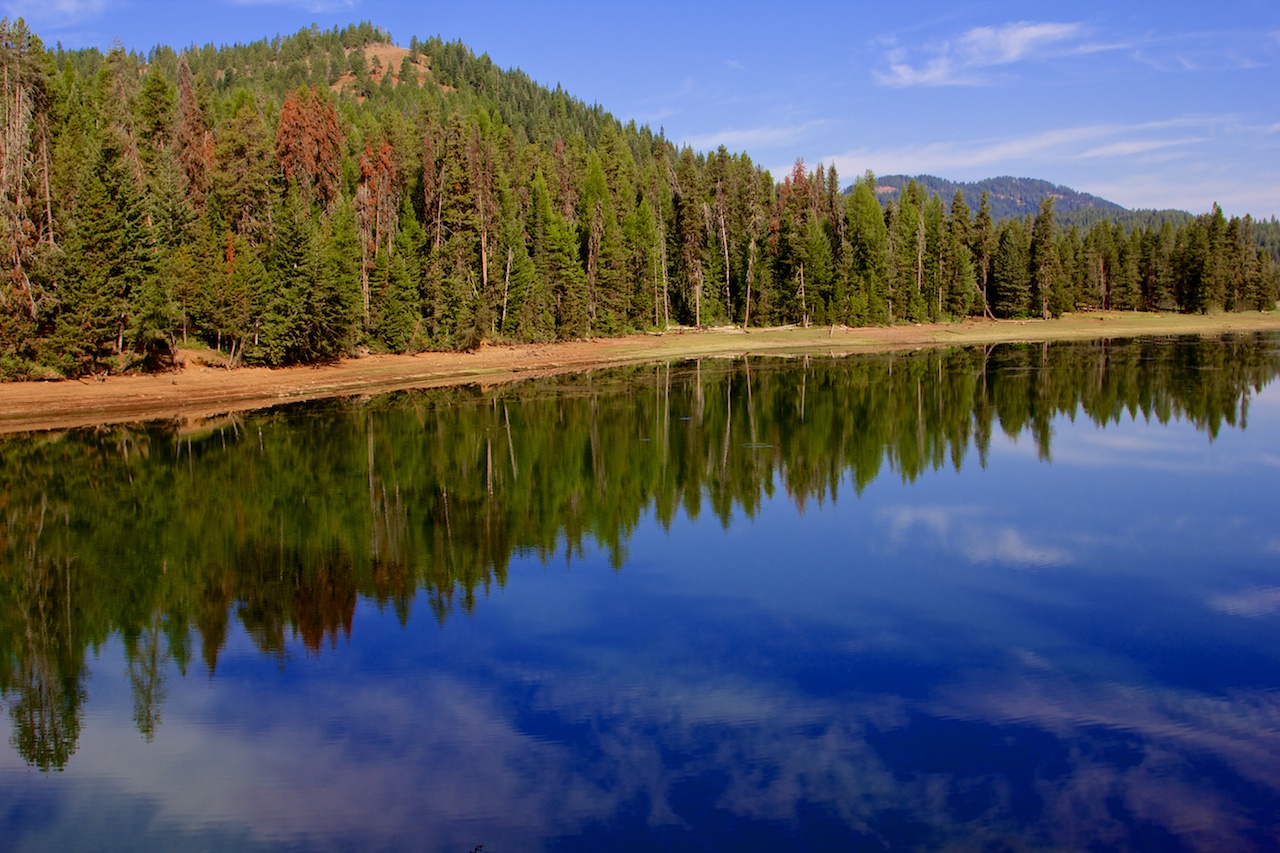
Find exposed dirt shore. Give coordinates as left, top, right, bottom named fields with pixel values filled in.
left=3, top=311, right=1279, bottom=434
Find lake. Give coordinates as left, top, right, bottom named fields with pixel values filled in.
left=2, top=334, right=1279, bottom=851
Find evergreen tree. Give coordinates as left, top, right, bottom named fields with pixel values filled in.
left=312, top=194, right=362, bottom=357
left=370, top=197, right=423, bottom=351
left=991, top=219, right=1031, bottom=318
left=275, top=85, right=344, bottom=212
left=0, top=18, right=57, bottom=374
left=516, top=170, right=556, bottom=341
left=971, top=191, right=995, bottom=317
left=845, top=173, right=890, bottom=324
left=211, top=93, right=275, bottom=239
left=55, top=142, right=160, bottom=373
left=888, top=178, right=928, bottom=322
left=1030, top=198, right=1062, bottom=318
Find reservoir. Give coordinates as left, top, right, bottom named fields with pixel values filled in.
left=2, top=334, right=1279, bottom=851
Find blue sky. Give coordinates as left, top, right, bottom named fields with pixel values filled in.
left=5, top=0, right=1278, bottom=218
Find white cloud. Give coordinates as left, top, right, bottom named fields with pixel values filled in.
left=875, top=21, right=1089, bottom=87
left=957, top=21, right=1083, bottom=67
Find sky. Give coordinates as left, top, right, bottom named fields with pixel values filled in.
left=4, top=0, right=1278, bottom=218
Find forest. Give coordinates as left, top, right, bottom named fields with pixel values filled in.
left=1, top=18, right=1278, bottom=379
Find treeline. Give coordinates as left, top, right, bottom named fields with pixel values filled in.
left=3, top=335, right=1278, bottom=768
left=1, top=18, right=1277, bottom=379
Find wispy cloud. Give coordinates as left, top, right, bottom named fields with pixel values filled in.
left=225, top=0, right=359, bottom=11
left=828, top=120, right=1208, bottom=178
left=1, top=0, right=108, bottom=25
left=1083, top=173, right=1280, bottom=220
left=823, top=113, right=1280, bottom=214
left=875, top=21, right=1093, bottom=87
left=1076, top=138, right=1206, bottom=158
left=1129, top=29, right=1280, bottom=73
left=685, top=120, right=828, bottom=153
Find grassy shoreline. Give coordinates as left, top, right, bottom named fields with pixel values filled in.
left=2, top=311, right=1279, bottom=434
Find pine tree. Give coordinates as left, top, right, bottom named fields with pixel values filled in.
left=312, top=194, right=362, bottom=357
left=942, top=190, right=976, bottom=318
left=174, top=53, right=212, bottom=211
left=258, top=190, right=314, bottom=363
left=55, top=142, right=159, bottom=374
left=579, top=149, right=627, bottom=333
left=370, top=197, right=423, bottom=351
left=891, top=179, right=927, bottom=322
left=673, top=147, right=706, bottom=326
left=275, top=85, right=344, bottom=212
left=0, top=18, right=56, bottom=373
left=1030, top=198, right=1060, bottom=318
left=923, top=193, right=945, bottom=320
left=991, top=219, right=1031, bottom=318
left=211, top=93, right=275, bottom=238
left=971, top=191, right=995, bottom=317
left=845, top=172, right=890, bottom=324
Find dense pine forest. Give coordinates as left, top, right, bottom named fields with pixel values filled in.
left=1, top=19, right=1277, bottom=379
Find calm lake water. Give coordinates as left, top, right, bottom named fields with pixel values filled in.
left=3, top=335, right=1280, bottom=852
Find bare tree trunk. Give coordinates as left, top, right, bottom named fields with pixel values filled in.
left=693, top=263, right=702, bottom=328
left=720, top=212, right=731, bottom=322
left=798, top=262, right=808, bottom=328
left=916, top=212, right=925, bottom=295
left=659, top=224, right=670, bottom=329
left=501, top=246, right=512, bottom=331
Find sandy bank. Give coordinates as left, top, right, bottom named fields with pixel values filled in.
left=2, top=311, right=1279, bottom=434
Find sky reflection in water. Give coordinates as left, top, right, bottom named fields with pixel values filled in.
left=3, top=338, right=1280, bottom=851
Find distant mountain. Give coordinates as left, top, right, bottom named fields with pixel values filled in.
left=862, top=174, right=1201, bottom=232
left=868, top=175, right=1125, bottom=221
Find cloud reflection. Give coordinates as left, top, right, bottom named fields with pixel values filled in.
left=1209, top=587, right=1280, bottom=618
left=879, top=504, right=1072, bottom=568
left=11, top=631, right=1280, bottom=851
left=933, top=674, right=1280, bottom=849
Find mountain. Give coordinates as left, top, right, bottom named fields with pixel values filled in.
left=864, top=174, right=1201, bottom=232
left=868, top=175, right=1125, bottom=220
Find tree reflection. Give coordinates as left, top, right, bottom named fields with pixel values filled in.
left=2, top=500, right=86, bottom=770
left=0, top=334, right=1277, bottom=767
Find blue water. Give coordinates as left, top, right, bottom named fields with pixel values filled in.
left=3, top=340, right=1280, bottom=851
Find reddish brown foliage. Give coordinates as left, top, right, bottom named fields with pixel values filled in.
left=356, top=137, right=400, bottom=257
left=175, top=55, right=212, bottom=210
left=275, top=85, right=344, bottom=210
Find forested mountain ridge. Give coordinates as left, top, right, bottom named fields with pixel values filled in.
left=0, top=18, right=1276, bottom=379
left=871, top=175, right=1124, bottom=220
left=870, top=174, right=1205, bottom=233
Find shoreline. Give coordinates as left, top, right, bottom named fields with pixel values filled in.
left=2, top=311, right=1279, bottom=435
